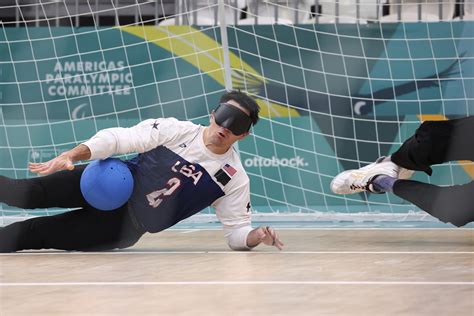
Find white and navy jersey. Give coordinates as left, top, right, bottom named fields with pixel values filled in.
left=82, top=118, right=253, bottom=250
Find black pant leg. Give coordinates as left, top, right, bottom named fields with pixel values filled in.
left=0, top=205, right=144, bottom=252
left=393, top=179, right=474, bottom=227
left=391, top=116, right=474, bottom=175
left=0, top=165, right=87, bottom=209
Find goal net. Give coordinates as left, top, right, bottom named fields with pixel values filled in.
left=0, top=0, right=472, bottom=226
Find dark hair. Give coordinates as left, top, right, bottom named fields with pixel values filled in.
left=219, top=90, right=260, bottom=126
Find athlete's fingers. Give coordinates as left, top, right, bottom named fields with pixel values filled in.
left=29, top=155, right=74, bottom=174
left=28, top=162, right=47, bottom=169
left=28, top=163, right=50, bottom=173
left=30, top=161, right=53, bottom=171
left=29, top=162, right=57, bottom=175
left=273, top=236, right=284, bottom=250
left=37, top=161, right=64, bottom=175
left=264, top=226, right=284, bottom=250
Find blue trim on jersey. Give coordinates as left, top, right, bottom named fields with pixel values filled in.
left=125, top=146, right=224, bottom=233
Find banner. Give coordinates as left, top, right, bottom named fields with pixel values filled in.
left=0, top=23, right=472, bottom=213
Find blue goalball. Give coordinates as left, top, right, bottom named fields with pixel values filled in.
left=80, top=158, right=134, bottom=211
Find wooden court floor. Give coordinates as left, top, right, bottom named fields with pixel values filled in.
left=0, top=228, right=472, bottom=315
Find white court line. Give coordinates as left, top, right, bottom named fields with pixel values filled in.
left=0, top=281, right=472, bottom=287
left=0, top=251, right=473, bottom=256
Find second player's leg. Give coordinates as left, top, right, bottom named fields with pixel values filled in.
left=391, top=116, right=474, bottom=175
left=393, top=179, right=474, bottom=227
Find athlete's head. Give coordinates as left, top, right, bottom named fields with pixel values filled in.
left=206, top=91, right=260, bottom=154
left=219, top=90, right=260, bottom=128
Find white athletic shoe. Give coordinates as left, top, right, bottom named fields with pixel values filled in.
left=330, top=156, right=406, bottom=195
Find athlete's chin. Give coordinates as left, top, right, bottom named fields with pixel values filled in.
left=211, top=136, right=231, bottom=148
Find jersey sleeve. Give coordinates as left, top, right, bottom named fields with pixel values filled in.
left=82, top=118, right=182, bottom=160
left=213, top=178, right=253, bottom=250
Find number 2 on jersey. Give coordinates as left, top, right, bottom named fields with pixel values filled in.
left=146, top=177, right=181, bottom=208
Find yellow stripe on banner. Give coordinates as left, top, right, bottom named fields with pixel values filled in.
left=121, top=26, right=227, bottom=85
left=417, top=114, right=474, bottom=179
left=120, top=25, right=299, bottom=118
left=256, top=99, right=299, bottom=117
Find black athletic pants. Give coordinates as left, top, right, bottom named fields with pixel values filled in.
left=391, top=116, right=474, bottom=227
left=0, top=165, right=144, bottom=252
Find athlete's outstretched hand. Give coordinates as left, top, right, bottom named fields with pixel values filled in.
left=28, top=144, right=91, bottom=175
left=29, top=153, right=75, bottom=175
left=247, top=226, right=284, bottom=250
left=260, top=226, right=284, bottom=250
